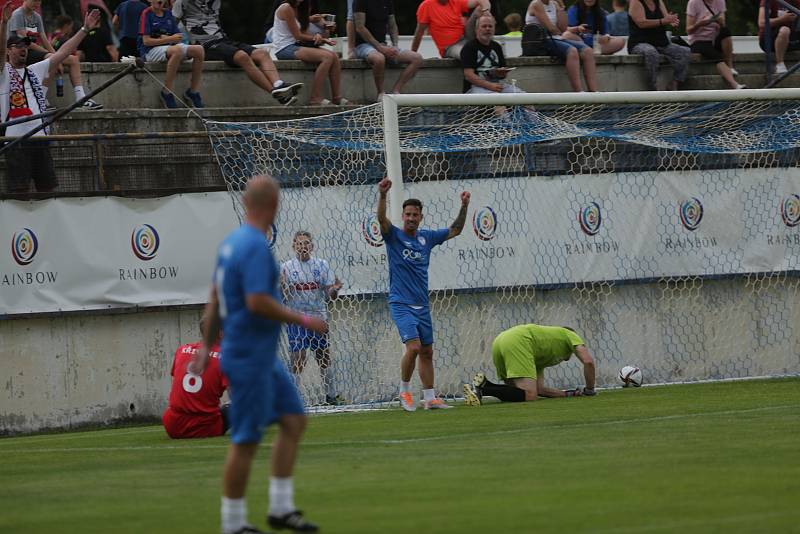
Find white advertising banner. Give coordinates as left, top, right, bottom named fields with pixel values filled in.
left=3, top=167, right=800, bottom=315
left=1, top=193, right=239, bottom=315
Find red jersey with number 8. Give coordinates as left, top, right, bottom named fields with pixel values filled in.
left=162, top=342, right=227, bottom=438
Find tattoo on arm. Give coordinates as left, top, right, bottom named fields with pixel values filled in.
left=450, top=203, right=468, bottom=236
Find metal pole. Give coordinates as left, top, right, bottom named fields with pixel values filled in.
left=381, top=95, right=404, bottom=223
left=0, top=61, right=140, bottom=157
left=765, top=1, right=773, bottom=85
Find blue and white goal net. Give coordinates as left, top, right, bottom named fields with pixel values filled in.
left=206, top=92, right=800, bottom=410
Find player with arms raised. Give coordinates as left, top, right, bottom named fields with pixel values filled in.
left=281, top=230, right=344, bottom=405
left=162, top=318, right=229, bottom=439
left=194, top=175, right=326, bottom=534
left=377, top=177, right=470, bottom=411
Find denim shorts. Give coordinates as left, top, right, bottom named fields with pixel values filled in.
left=275, top=43, right=302, bottom=60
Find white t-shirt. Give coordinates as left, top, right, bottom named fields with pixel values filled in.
left=0, top=58, right=51, bottom=138
left=280, top=256, right=336, bottom=318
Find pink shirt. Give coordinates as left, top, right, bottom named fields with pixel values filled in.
left=687, top=0, right=726, bottom=44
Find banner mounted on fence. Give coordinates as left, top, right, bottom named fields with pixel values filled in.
left=3, top=167, right=800, bottom=316
left=1, top=193, right=239, bottom=315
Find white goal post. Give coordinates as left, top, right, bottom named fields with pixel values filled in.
left=207, top=88, right=800, bottom=411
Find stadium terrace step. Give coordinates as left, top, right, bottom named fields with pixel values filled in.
left=53, top=106, right=355, bottom=135
left=45, top=53, right=800, bottom=111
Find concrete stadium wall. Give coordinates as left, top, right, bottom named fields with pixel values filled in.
left=45, top=52, right=798, bottom=110
left=3, top=276, right=799, bottom=434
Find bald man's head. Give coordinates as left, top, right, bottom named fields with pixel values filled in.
left=243, top=174, right=280, bottom=231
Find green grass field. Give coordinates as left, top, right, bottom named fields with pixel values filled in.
left=2, top=378, right=799, bottom=534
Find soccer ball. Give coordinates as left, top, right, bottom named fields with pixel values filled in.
left=618, top=366, right=643, bottom=387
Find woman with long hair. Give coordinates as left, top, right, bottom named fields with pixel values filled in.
left=272, top=0, right=348, bottom=105
left=564, top=0, right=625, bottom=54
left=627, top=0, right=691, bottom=90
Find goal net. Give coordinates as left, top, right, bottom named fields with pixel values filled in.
left=205, top=89, right=800, bottom=411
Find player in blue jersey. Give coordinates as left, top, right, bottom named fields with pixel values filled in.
left=376, top=177, right=471, bottom=411
left=194, top=176, right=326, bottom=534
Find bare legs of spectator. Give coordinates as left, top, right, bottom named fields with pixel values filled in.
left=295, top=47, right=343, bottom=104
left=366, top=50, right=423, bottom=96
left=236, top=48, right=279, bottom=92
left=187, top=45, right=204, bottom=93
left=346, top=20, right=355, bottom=59
left=580, top=46, right=598, bottom=91
left=62, top=54, right=83, bottom=92
left=774, top=26, right=791, bottom=69
left=164, top=44, right=204, bottom=94
left=391, top=50, right=423, bottom=94
left=599, top=35, right=625, bottom=55
left=716, top=59, right=739, bottom=89
left=564, top=47, right=583, bottom=91
left=721, top=34, right=735, bottom=71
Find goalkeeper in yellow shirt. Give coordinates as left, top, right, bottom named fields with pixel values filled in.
left=463, top=324, right=596, bottom=404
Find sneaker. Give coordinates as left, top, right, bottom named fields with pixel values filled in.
left=423, top=398, right=452, bottom=410
left=227, top=525, right=268, bottom=534
left=775, top=62, right=788, bottom=75
left=160, top=90, right=178, bottom=109
left=730, top=67, right=739, bottom=77
left=275, top=94, right=298, bottom=106
left=325, top=394, right=346, bottom=406
left=184, top=88, right=204, bottom=108
left=267, top=510, right=319, bottom=532
left=472, top=372, right=487, bottom=390
left=81, top=99, right=103, bottom=110
left=462, top=383, right=482, bottom=406
left=332, top=97, right=350, bottom=105
left=271, top=82, right=303, bottom=100
left=735, top=83, right=747, bottom=90
left=399, top=391, right=416, bottom=412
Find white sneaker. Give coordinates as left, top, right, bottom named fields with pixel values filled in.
left=735, top=83, right=747, bottom=90
left=730, top=67, right=739, bottom=77
left=775, top=62, right=788, bottom=75
left=399, top=391, right=416, bottom=412
left=423, top=398, right=453, bottom=410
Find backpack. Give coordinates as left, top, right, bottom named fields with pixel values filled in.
left=521, top=23, right=550, bottom=56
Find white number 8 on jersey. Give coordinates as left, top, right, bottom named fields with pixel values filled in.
left=182, top=365, right=203, bottom=393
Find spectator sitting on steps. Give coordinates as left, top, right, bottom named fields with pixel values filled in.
left=758, top=0, right=800, bottom=75
left=138, top=0, right=205, bottom=109
left=173, top=0, right=302, bottom=106
left=412, top=0, right=493, bottom=60
left=503, top=12, right=523, bottom=37
left=606, top=0, right=629, bottom=36
left=461, top=14, right=525, bottom=94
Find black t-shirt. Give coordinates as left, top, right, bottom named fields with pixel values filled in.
left=353, top=0, right=394, bottom=46
left=460, top=39, right=505, bottom=92
left=78, top=26, right=113, bottom=62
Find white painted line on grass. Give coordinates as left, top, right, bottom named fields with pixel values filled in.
left=2, top=404, right=797, bottom=454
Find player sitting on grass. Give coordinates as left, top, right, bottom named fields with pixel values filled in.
left=463, top=323, right=596, bottom=405
left=162, top=318, right=228, bottom=439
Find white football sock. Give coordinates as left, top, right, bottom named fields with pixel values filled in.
left=221, top=496, right=247, bottom=534
left=73, top=85, right=86, bottom=100
left=400, top=381, right=411, bottom=393
left=269, top=476, right=295, bottom=516
left=321, top=367, right=335, bottom=398
left=422, top=388, right=436, bottom=402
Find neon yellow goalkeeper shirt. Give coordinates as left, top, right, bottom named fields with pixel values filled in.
left=493, top=324, right=584, bottom=380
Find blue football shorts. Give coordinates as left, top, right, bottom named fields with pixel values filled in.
left=389, top=303, right=434, bottom=346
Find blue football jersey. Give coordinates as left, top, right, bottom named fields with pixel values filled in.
left=214, top=224, right=281, bottom=367
left=383, top=225, right=449, bottom=306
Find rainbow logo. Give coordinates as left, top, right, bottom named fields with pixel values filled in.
left=781, top=194, right=800, bottom=227
left=131, top=224, right=160, bottom=261
left=361, top=214, right=384, bottom=247
left=11, top=228, right=38, bottom=266
left=472, top=206, right=498, bottom=241
left=578, top=202, right=602, bottom=236
left=679, top=198, right=704, bottom=231
left=266, top=224, right=277, bottom=249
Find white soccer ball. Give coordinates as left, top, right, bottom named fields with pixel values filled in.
left=618, top=366, right=643, bottom=388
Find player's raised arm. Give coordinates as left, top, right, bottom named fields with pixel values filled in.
left=447, top=191, right=471, bottom=240
left=574, top=345, right=597, bottom=394
left=377, top=177, right=393, bottom=234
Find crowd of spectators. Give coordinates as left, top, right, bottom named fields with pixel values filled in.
left=3, top=0, right=800, bottom=193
